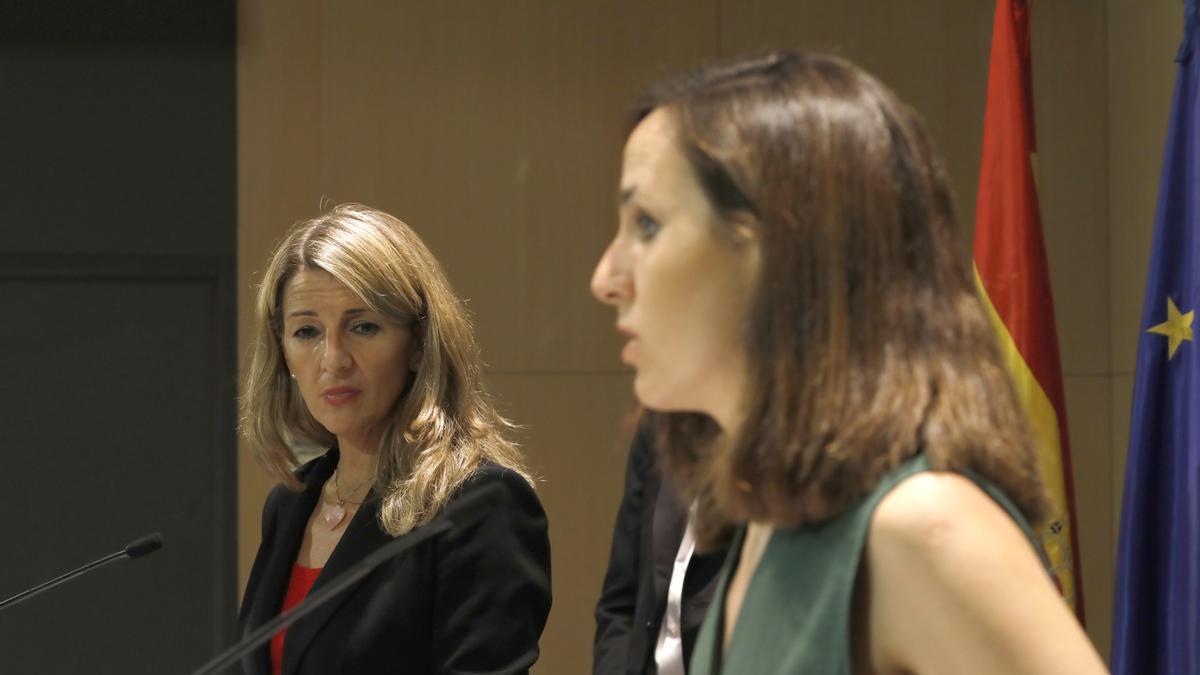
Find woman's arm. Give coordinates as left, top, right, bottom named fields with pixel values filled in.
left=864, top=472, right=1107, bottom=675
left=431, top=465, right=553, bottom=675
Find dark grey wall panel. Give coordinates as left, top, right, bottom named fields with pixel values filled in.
left=0, top=259, right=234, bottom=673
left=0, top=45, right=235, bottom=256
left=0, top=1, right=234, bottom=44
left=0, top=2, right=236, bottom=672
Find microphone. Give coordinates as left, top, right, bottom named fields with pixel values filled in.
left=0, top=532, right=165, bottom=611
left=189, top=481, right=505, bottom=675
left=125, top=532, right=165, bottom=558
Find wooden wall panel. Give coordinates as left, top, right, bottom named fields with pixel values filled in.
left=717, top=0, right=849, bottom=55
left=1033, top=0, right=1110, bottom=376
left=1065, top=374, right=1115, bottom=660
left=1108, top=0, right=1180, bottom=374
left=488, top=373, right=635, bottom=673
left=237, top=0, right=323, bottom=592
left=941, top=2, right=999, bottom=247
left=304, top=0, right=718, bottom=375
left=1110, top=372, right=1135, bottom=546
left=1031, top=1, right=1113, bottom=655
left=722, top=1, right=992, bottom=250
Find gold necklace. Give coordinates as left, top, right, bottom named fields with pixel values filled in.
left=322, top=469, right=372, bottom=530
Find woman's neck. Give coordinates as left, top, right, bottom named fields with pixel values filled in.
left=707, top=369, right=751, bottom=437
left=335, top=437, right=380, bottom=488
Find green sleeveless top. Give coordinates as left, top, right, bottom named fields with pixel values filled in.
left=688, top=455, right=1041, bottom=675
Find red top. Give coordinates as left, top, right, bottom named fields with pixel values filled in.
left=270, top=563, right=322, bottom=675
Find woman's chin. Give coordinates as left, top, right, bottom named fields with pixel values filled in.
left=634, top=377, right=698, bottom=414
left=632, top=374, right=661, bottom=409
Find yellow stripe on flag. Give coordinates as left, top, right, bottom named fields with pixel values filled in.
left=974, top=264, right=1077, bottom=607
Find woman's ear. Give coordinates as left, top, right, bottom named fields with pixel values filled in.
left=728, top=209, right=760, bottom=245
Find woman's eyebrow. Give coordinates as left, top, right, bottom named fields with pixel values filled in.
left=284, top=307, right=370, bottom=319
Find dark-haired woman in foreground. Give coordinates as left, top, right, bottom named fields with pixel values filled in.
left=591, top=52, right=1106, bottom=674
left=239, top=204, right=551, bottom=675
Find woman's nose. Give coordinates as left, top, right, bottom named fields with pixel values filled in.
left=591, top=239, right=632, bottom=306
left=320, top=334, right=353, bottom=373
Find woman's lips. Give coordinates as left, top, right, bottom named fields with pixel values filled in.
left=321, top=387, right=361, bottom=406
left=617, top=324, right=638, bottom=365
left=621, top=338, right=638, bottom=365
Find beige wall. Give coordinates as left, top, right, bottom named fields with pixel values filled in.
left=237, top=1, right=1183, bottom=670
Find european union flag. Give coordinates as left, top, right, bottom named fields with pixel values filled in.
left=1112, top=2, right=1200, bottom=673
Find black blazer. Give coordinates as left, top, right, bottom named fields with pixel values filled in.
left=592, top=428, right=725, bottom=675
left=238, top=450, right=552, bottom=675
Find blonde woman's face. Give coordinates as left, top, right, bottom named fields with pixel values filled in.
left=280, top=269, right=419, bottom=452
left=591, top=109, right=759, bottom=426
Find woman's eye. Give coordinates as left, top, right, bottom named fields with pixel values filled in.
left=350, top=322, right=381, bottom=336
left=635, top=212, right=661, bottom=241
left=292, top=326, right=319, bottom=339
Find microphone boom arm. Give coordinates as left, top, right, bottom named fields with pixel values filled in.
left=0, top=550, right=128, bottom=611
left=0, top=532, right=163, bottom=612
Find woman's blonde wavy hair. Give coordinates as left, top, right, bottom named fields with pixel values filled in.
left=240, top=203, right=532, bottom=536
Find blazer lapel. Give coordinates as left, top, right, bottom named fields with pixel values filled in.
left=243, top=452, right=335, bottom=675
left=280, top=486, right=393, bottom=675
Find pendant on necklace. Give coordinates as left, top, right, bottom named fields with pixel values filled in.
left=324, top=500, right=347, bottom=529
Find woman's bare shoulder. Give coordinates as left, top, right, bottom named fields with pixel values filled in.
left=862, top=471, right=1107, bottom=675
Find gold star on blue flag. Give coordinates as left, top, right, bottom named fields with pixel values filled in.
left=1146, top=297, right=1194, bottom=358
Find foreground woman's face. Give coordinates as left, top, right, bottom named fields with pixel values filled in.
left=281, top=269, right=418, bottom=450
left=591, top=109, right=759, bottom=422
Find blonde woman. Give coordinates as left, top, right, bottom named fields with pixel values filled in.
left=238, top=204, right=551, bottom=675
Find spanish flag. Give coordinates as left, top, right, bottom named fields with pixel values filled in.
left=972, top=0, right=1085, bottom=620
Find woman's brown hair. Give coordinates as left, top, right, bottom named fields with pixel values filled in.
left=633, top=51, right=1048, bottom=546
